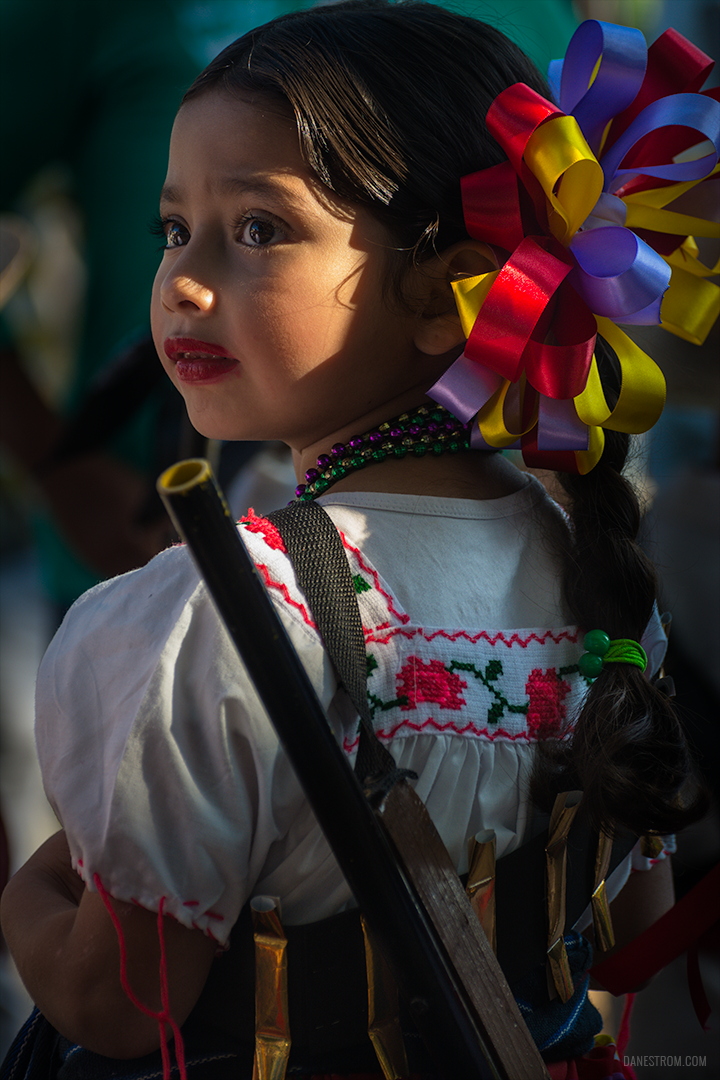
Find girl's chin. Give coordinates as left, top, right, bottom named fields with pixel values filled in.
left=181, top=406, right=263, bottom=445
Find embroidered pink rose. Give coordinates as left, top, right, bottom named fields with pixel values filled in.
left=525, top=668, right=571, bottom=738
left=241, top=508, right=286, bottom=552
left=396, top=657, right=467, bottom=711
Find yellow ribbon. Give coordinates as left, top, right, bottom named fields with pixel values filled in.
left=661, top=267, right=720, bottom=344
left=476, top=377, right=537, bottom=448
left=524, top=115, right=604, bottom=245
left=452, top=272, right=498, bottom=339
left=575, top=317, right=666, bottom=434
left=665, top=236, right=720, bottom=278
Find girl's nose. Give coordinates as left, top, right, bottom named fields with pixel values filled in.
left=159, top=262, right=216, bottom=314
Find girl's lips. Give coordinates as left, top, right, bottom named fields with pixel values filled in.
left=164, top=337, right=239, bottom=384
left=174, top=357, right=239, bottom=383
left=164, top=337, right=235, bottom=361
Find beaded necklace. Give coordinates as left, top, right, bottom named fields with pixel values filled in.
left=294, top=404, right=472, bottom=501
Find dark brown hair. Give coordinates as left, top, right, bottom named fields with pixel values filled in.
left=183, top=0, right=705, bottom=837
left=182, top=0, right=548, bottom=270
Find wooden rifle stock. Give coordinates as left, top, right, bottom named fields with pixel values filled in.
left=158, top=459, right=548, bottom=1080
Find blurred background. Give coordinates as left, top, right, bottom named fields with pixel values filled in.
left=0, top=0, right=718, bottom=1072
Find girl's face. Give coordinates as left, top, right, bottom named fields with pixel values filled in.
left=151, top=92, right=442, bottom=456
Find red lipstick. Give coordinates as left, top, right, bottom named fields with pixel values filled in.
left=164, top=337, right=238, bottom=384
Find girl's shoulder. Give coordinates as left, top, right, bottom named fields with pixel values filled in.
left=52, top=513, right=326, bottom=653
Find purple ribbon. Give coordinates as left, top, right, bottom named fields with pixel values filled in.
left=602, top=94, right=720, bottom=190
left=429, top=353, right=500, bottom=423
left=569, top=227, right=671, bottom=322
left=537, top=397, right=590, bottom=452
left=549, top=21, right=647, bottom=154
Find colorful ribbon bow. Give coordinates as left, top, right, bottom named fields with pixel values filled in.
left=430, top=20, right=720, bottom=473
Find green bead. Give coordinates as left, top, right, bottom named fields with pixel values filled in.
left=579, top=652, right=604, bottom=679
left=413, top=444, right=427, bottom=457
left=583, top=629, right=610, bottom=657
left=350, top=455, right=365, bottom=469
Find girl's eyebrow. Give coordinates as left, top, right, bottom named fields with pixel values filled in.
left=159, top=175, right=306, bottom=210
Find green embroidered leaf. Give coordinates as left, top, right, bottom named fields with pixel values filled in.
left=353, top=574, right=371, bottom=594
left=366, top=653, right=378, bottom=676
left=485, top=660, right=503, bottom=681
left=382, top=695, right=409, bottom=711
left=487, top=701, right=504, bottom=724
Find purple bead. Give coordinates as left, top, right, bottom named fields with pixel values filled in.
left=445, top=420, right=456, bottom=431
left=331, top=442, right=346, bottom=457
left=316, top=454, right=332, bottom=469
left=295, top=484, right=307, bottom=497
left=389, top=427, right=402, bottom=439
left=305, top=467, right=320, bottom=482
left=427, top=422, right=438, bottom=434
left=369, top=431, right=382, bottom=443
left=409, top=424, right=421, bottom=435
left=348, top=437, right=363, bottom=450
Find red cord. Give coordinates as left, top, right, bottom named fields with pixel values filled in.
left=157, top=896, right=187, bottom=1077
left=95, top=875, right=187, bottom=1080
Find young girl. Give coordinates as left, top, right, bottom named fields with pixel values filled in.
left=2, top=2, right=716, bottom=1077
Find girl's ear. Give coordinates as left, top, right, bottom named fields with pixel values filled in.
left=413, top=240, right=498, bottom=356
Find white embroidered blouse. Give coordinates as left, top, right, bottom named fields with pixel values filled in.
left=35, top=478, right=667, bottom=946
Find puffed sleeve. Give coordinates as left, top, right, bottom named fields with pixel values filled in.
left=36, top=532, right=339, bottom=945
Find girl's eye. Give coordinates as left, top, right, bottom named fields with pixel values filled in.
left=149, top=214, right=189, bottom=251
left=238, top=215, right=283, bottom=248
left=165, top=221, right=189, bottom=248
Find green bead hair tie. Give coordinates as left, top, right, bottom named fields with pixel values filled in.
left=579, top=630, right=648, bottom=679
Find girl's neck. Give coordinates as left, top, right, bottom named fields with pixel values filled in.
left=312, top=450, right=527, bottom=501
left=292, top=399, right=527, bottom=502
